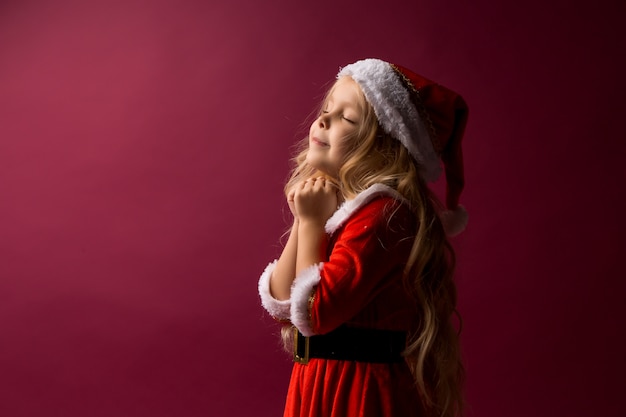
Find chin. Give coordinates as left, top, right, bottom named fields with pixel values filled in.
left=305, top=156, right=321, bottom=170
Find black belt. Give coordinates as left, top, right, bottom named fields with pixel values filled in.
left=293, top=325, right=406, bottom=364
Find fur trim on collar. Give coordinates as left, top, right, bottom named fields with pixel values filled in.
left=325, top=184, right=407, bottom=234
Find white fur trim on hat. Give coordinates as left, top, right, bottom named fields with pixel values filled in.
left=338, top=58, right=442, bottom=182
left=440, top=205, right=468, bottom=237
left=290, top=263, right=323, bottom=337
left=258, top=260, right=291, bottom=320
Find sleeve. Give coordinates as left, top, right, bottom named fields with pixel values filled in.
left=289, top=263, right=323, bottom=335
left=290, top=198, right=416, bottom=336
left=258, top=260, right=292, bottom=321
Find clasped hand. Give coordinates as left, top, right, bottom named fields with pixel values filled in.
left=288, top=177, right=338, bottom=225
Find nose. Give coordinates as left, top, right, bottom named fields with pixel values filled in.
left=318, top=113, right=329, bottom=129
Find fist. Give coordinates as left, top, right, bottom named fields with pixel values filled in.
left=293, top=177, right=338, bottom=225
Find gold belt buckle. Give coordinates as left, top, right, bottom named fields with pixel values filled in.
left=293, top=327, right=310, bottom=364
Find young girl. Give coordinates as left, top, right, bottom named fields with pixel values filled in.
left=258, top=58, right=469, bottom=417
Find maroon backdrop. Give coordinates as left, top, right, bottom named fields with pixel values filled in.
left=1, top=0, right=624, bottom=416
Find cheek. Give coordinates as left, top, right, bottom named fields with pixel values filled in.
left=334, top=136, right=354, bottom=160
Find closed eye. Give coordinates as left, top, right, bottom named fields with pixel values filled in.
left=320, top=109, right=356, bottom=124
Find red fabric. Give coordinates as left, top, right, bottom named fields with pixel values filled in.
left=284, top=196, right=426, bottom=417
left=393, top=64, right=469, bottom=211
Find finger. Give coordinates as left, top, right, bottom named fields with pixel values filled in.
left=306, top=178, right=318, bottom=189
left=322, top=179, right=335, bottom=192
left=325, top=183, right=337, bottom=199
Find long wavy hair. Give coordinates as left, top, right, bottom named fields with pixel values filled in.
left=283, top=77, right=464, bottom=417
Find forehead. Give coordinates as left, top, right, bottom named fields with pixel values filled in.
left=326, top=76, right=364, bottom=106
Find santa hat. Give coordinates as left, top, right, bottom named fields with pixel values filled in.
left=337, top=58, right=469, bottom=236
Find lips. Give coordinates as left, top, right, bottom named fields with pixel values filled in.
left=311, top=137, right=329, bottom=147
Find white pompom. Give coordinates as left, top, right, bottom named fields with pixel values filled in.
left=440, top=205, right=468, bottom=237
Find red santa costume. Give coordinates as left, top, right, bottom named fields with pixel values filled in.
left=258, top=58, right=469, bottom=417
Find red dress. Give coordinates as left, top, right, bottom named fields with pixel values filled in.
left=259, top=184, right=425, bottom=417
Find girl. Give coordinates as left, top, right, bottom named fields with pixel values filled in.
left=258, top=58, right=469, bottom=417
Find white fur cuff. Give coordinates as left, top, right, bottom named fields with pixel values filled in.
left=290, top=263, right=323, bottom=337
left=258, top=260, right=291, bottom=320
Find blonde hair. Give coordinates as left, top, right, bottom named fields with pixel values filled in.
left=284, top=78, right=464, bottom=417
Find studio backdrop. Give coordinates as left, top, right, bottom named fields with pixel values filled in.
left=1, top=0, right=624, bottom=416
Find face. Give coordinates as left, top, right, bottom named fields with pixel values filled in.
left=306, top=76, right=363, bottom=178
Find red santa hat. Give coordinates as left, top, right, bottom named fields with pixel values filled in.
left=337, top=58, right=469, bottom=236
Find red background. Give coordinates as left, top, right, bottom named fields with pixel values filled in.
left=1, top=0, right=624, bottom=416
